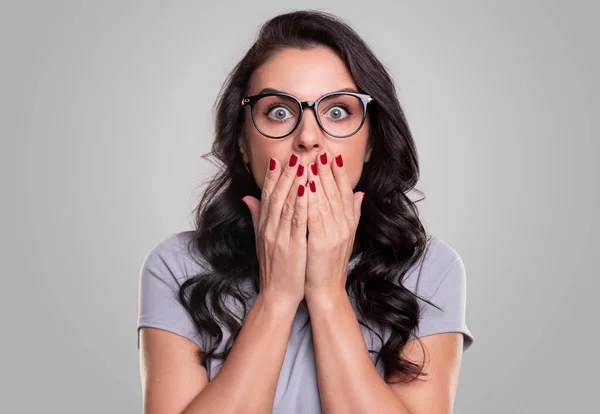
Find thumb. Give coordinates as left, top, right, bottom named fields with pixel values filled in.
left=353, top=192, right=365, bottom=224
left=241, top=196, right=261, bottom=233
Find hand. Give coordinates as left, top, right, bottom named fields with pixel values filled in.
left=241, top=154, right=309, bottom=307
left=304, top=151, right=365, bottom=299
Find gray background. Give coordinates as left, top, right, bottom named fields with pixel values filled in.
left=1, top=1, right=598, bottom=413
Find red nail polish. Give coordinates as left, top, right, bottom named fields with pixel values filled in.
left=289, top=153, right=298, bottom=167
left=310, top=163, right=318, bottom=175
left=297, top=164, right=304, bottom=176
left=335, top=154, right=343, bottom=167
left=298, top=184, right=305, bottom=197
left=269, top=157, right=276, bottom=171
left=309, top=181, right=316, bottom=192
left=319, top=153, right=327, bottom=165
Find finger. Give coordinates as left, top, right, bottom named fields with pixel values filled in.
left=279, top=162, right=308, bottom=238
left=259, top=156, right=283, bottom=229
left=290, top=173, right=308, bottom=243
left=241, top=195, right=260, bottom=235
left=306, top=167, right=326, bottom=237
left=315, top=151, right=345, bottom=225
left=330, top=153, right=356, bottom=226
left=264, top=153, right=300, bottom=232
left=354, top=191, right=365, bottom=225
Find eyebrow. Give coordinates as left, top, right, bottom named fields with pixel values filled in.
left=257, top=87, right=360, bottom=96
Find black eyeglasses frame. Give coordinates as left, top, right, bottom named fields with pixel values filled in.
left=240, top=91, right=374, bottom=139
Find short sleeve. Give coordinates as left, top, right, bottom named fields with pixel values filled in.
left=136, top=233, right=203, bottom=350
left=413, top=255, right=474, bottom=351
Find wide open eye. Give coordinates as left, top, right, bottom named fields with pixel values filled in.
left=252, top=95, right=301, bottom=138
left=265, top=105, right=293, bottom=121
left=318, top=94, right=364, bottom=137
left=323, top=105, right=351, bottom=121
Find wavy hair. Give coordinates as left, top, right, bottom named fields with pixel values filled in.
left=179, top=9, right=436, bottom=383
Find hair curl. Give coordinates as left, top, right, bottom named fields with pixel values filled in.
left=179, top=9, right=437, bottom=383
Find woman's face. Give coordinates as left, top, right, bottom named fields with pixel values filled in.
left=239, top=47, right=372, bottom=191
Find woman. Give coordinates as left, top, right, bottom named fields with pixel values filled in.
left=137, top=10, right=473, bottom=414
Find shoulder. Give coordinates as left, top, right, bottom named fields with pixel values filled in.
left=140, top=230, right=208, bottom=288
left=402, top=234, right=474, bottom=350
left=402, top=234, right=465, bottom=300
left=137, top=230, right=211, bottom=349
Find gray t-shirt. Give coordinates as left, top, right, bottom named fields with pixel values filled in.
left=137, top=230, right=473, bottom=413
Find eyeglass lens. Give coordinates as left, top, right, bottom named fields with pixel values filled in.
left=252, top=94, right=365, bottom=138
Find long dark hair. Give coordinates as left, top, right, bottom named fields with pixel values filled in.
left=179, top=9, right=435, bottom=383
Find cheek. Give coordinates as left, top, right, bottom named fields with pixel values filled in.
left=251, top=155, right=270, bottom=191
left=340, top=141, right=369, bottom=189
left=246, top=139, right=288, bottom=191
left=332, top=150, right=362, bottom=190
left=347, top=158, right=364, bottom=190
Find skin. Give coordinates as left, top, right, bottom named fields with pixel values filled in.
left=238, top=47, right=373, bottom=193
left=139, top=46, right=464, bottom=414
left=239, top=46, right=464, bottom=413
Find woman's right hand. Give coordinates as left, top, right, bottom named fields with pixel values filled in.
left=241, top=153, right=309, bottom=307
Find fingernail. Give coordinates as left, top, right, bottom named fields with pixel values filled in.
left=297, top=164, right=304, bottom=177
left=298, top=184, right=305, bottom=197
left=269, top=157, right=276, bottom=171
left=289, top=153, right=298, bottom=167
left=310, top=162, right=318, bottom=175
left=335, top=154, right=343, bottom=167
left=309, top=181, right=316, bottom=192
left=319, top=152, right=327, bottom=165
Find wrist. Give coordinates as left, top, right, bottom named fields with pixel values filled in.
left=304, top=286, right=348, bottom=308
left=257, top=290, right=303, bottom=315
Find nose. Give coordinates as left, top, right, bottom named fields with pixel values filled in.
left=294, top=106, right=323, bottom=150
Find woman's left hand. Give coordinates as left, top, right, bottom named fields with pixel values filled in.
left=304, top=151, right=365, bottom=300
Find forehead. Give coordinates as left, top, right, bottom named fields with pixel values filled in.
left=248, top=47, right=358, bottom=100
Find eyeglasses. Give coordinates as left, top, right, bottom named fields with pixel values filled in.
left=241, top=91, right=374, bottom=139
